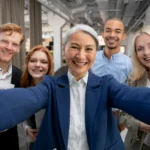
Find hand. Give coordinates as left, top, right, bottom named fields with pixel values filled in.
left=113, top=110, right=120, bottom=116
left=138, top=122, right=150, bottom=133
left=26, top=128, right=38, bottom=142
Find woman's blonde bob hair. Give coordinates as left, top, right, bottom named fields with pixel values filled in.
left=129, top=25, right=150, bottom=83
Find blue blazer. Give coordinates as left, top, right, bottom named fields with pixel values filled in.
left=0, top=72, right=150, bottom=150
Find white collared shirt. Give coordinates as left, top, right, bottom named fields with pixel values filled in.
left=67, top=71, right=89, bottom=150
left=0, top=64, right=12, bottom=84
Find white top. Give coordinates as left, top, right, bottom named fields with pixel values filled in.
left=67, top=71, right=89, bottom=150
left=0, top=64, right=12, bottom=85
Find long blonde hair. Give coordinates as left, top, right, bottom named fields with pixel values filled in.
left=129, top=26, right=150, bottom=83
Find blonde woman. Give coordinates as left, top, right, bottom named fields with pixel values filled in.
left=120, top=26, right=150, bottom=150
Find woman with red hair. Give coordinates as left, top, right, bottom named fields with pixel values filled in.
left=21, top=45, right=53, bottom=149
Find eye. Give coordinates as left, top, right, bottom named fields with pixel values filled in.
left=12, top=43, right=19, bottom=48
left=41, top=61, right=48, bottom=64
left=105, top=30, right=110, bottom=33
left=136, top=47, right=143, bottom=52
left=86, top=47, right=93, bottom=52
left=116, top=31, right=121, bottom=34
left=30, top=59, right=36, bottom=63
left=1, top=40, right=8, bottom=44
left=71, top=46, right=79, bottom=50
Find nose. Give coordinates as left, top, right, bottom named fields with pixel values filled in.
left=76, top=49, right=86, bottom=59
left=144, top=47, right=150, bottom=56
left=35, top=61, right=41, bottom=67
left=110, top=31, right=116, bottom=37
left=6, top=43, right=12, bottom=50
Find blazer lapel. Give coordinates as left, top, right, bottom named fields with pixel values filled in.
left=11, top=65, right=21, bottom=87
left=11, top=66, right=17, bottom=85
left=85, top=73, right=102, bottom=144
left=55, top=74, right=70, bottom=149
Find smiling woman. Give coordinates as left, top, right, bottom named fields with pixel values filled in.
left=120, top=26, right=150, bottom=150
left=20, top=45, right=53, bottom=150
left=1, top=24, right=150, bottom=150
left=63, top=24, right=99, bottom=81
left=21, top=45, right=53, bottom=87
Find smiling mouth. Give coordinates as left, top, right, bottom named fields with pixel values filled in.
left=73, top=61, right=87, bottom=66
left=144, top=58, right=150, bottom=61
left=32, top=70, right=43, bottom=73
left=2, top=50, right=12, bottom=55
left=107, top=39, right=117, bottom=44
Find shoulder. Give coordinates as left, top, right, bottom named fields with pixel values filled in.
left=128, top=72, right=148, bottom=87
left=89, top=72, right=115, bottom=83
left=95, top=50, right=103, bottom=60
left=119, top=53, right=131, bottom=62
left=12, top=65, right=22, bottom=74
left=12, top=65, right=22, bottom=78
left=42, top=74, right=68, bottom=86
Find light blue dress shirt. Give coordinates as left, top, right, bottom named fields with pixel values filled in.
left=91, top=50, right=132, bottom=83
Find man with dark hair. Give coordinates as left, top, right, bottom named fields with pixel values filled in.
left=92, top=17, right=131, bottom=83
left=0, top=23, right=24, bottom=150
left=92, top=17, right=132, bottom=131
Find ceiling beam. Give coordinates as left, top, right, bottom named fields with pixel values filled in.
left=127, top=0, right=150, bottom=33
left=37, top=0, right=75, bottom=24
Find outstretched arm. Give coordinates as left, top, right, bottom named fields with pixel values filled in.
left=0, top=80, right=50, bottom=131
left=108, top=76, right=150, bottom=125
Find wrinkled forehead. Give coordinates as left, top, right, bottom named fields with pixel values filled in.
left=64, top=30, right=98, bottom=49
left=0, top=31, right=22, bottom=44
left=0, top=31, right=21, bottom=38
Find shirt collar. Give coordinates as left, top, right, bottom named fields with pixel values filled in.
left=0, top=64, right=12, bottom=76
left=102, top=50, right=122, bottom=60
left=67, top=71, right=88, bottom=86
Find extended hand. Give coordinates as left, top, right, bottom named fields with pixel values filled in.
left=139, top=122, right=150, bottom=133
left=26, top=128, right=38, bottom=142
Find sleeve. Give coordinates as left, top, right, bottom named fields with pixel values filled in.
left=119, top=112, right=140, bottom=139
left=22, top=120, right=31, bottom=135
left=107, top=76, right=150, bottom=125
left=0, top=77, right=50, bottom=131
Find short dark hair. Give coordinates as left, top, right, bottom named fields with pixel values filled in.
left=104, top=17, right=125, bottom=32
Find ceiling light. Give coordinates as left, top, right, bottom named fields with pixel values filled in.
left=72, top=5, right=87, bottom=14
left=84, top=13, right=93, bottom=25
left=75, top=0, right=84, bottom=5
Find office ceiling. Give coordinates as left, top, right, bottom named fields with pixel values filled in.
left=26, top=0, right=150, bottom=34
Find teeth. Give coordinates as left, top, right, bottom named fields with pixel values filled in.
left=2, top=51, right=11, bottom=55
left=75, top=62, right=86, bottom=66
left=109, top=39, right=116, bottom=43
left=145, top=58, right=150, bottom=61
left=32, top=70, right=42, bottom=73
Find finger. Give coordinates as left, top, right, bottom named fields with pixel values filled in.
left=32, top=128, right=38, bottom=132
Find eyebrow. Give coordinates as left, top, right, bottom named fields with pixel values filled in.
left=70, top=43, right=79, bottom=46
left=136, top=42, right=150, bottom=47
